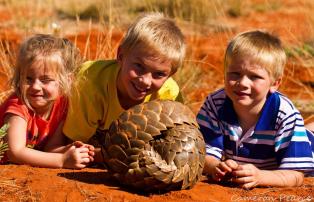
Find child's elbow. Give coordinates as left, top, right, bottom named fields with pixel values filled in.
left=295, top=171, right=304, bottom=186
left=7, top=151, right=18, bottom=163
left=6, top=148, right=24, bottom=164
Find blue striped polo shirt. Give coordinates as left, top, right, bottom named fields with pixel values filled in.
left=197, top=89, right=314, bottom=172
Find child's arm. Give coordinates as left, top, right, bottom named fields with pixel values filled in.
left=232, top=163, right=304, bottom=189
left=44, top=122, right=71, bottom=153
left=5, top=114, right=92, bottom=168
left=44, top=122, right=95, bottom=159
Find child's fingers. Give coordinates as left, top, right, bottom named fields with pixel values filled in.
left=233, top=168, right=252, bottom=178
left=212, top=167, right=226, bottom=181
left=81, top=157, right=92, bottom=164
left=88, top=150, right=95, bottom=157
left=78, top=151, right=91, bottom=159
left=78, top=149, right=95, bottom=162
left=73, top=141, right=84, bottom=147
left=225, top=159, right=238, bottom=170
left=87, top=144, right=95, bottom=151
left=218, top=162, right=233, bottom=173
left=88, top=155, right=94, bottom=162
left=74, top=157, right=92, bottom=168
left=241, top=181, right=256, bottom=190
left=231, top=175, right=252, bottom=184
left=72, top=142, right=96, bottom=153
left=79, top=143, right=95, bottom=150
left=215, top=167, right=226, bottom=176
left=77, top=147, right=90, bottom=153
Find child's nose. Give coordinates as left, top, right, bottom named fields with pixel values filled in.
left=30, top=80, right=42, bottom=90
left=238, top=76, right=250, bottom=86
left=140, top=73, right=152, bottom=87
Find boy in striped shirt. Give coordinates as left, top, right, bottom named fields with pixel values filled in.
left=197, top=30, right=314, bottom=189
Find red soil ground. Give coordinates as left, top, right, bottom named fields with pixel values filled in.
left=1, top=1, right=314, bottom=201
left=1, top=165, right=313, bottom=202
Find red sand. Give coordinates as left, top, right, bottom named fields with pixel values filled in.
left=1, top=165, right=313, bottom=202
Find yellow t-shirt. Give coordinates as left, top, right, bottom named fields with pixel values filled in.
left=63, top=60, right=182, bottom=142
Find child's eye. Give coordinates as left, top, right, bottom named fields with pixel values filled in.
left=153, top=72, right=167, bottom=79
left=227, top=72, right=240, bottom=80
left=250, top=75, right=263, bottom=80
left=40, top=78, right=55, bottom=84
left=134, top=63, right=145, bottom=74
left=26, top=77, right=33, bottom=84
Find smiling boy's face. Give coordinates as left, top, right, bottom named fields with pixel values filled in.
left=116, top=45, right=172, bottom=109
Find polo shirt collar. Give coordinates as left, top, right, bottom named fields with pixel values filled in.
left=255, top=92, right=280, bottom=131
left=217, top=92, right=280, bottom=130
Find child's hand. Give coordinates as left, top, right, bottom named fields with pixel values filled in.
left=213, top=159, right=238, bottom=181
left=62, top=142, right=94, bottom=169
left=231, top=163, right=261, bottom=189
left=72, top=141, right=95, bottom=161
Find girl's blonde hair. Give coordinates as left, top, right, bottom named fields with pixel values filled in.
left=11, top=34, right=82, bottom=109
left=119, top=12, right=186, bottom=74
left=224, top=30, right=286, bottom=81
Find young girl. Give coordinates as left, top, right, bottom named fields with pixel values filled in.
left=0, top=34, right=94, bottom=168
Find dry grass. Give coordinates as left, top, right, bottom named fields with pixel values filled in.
left=0, top=40, right=15, bottom=78
left=0, top=177, right=37, bottom=202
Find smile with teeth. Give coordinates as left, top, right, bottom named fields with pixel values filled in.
left=133, top=83, right=150, bottom=93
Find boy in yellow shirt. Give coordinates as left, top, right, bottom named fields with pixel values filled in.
left=57, top=13, right=186, bottom=162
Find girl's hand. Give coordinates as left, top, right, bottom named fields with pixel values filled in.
left=231, top=163, right=261, bottom=189
left=213, top=159, right=238, bottom=181
left=72, top=141, right=95, bottom=160
left=62, top=143, right=94, bottom=169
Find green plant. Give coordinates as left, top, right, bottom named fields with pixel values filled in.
left=285, top=42, right=314, bottom=63
left=0, top=124, right=9, bottom=161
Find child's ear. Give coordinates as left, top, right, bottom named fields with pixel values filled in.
left=117, top=46, right=123, bottom=63
left=269, top=77, right=282, bottom=93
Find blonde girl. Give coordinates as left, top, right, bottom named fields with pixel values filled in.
left=0, top=34, right=94, bottom=168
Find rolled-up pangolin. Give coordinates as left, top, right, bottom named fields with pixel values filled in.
left=96, top=100, right=206, bottom=191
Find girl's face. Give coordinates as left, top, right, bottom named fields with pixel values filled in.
left=23, top=60, right=60, bottom=117
left=116, top=45, right=172, bottom=109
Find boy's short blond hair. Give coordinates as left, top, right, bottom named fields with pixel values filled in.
left=119, top=12, right=186, bottom=74
left=224, top=30, right=286, bottom=81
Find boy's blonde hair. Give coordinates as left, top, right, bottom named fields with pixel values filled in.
left=224, top=30, right=286, bottom=81
left=119, top=12, right=186, bottom=74
left=12, top=34, right=82, bottom=110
